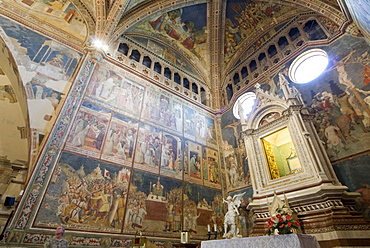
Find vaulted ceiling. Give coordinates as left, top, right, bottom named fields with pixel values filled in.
left=0, top=0, right=348, bottom=94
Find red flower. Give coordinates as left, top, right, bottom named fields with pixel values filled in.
left=279, top=224, right=285, bottom=228
left=287, top=222, right=292, bottom=227
left=286, top=215, right=292, bottom=220
left=267, top=219, right=274, bottom=225
left=294, top=220, right=300, bottom=226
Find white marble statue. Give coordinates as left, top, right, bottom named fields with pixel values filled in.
left=223, top=192, right=246, bottom=239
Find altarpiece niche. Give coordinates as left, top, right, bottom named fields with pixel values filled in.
left=238, top=74, right=350, bottom=237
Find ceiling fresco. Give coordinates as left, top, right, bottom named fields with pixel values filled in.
left=0, top=0, right=351, bottom=89
left=126, top=3, right=208, bottom=72
left=2, top=0, right=88, bottom=42
left=224, top=0, right=306, bottom=64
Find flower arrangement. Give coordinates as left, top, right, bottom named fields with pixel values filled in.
left=265, top=205, right=300, bottom=235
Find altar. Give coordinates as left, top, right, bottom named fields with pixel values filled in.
left=200, top=234, right=320, bottom=248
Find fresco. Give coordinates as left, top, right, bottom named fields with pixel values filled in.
left=65, top=101, right=111, bottom=158
left=220, top=112, right=251, bottom=191
left=34, top=152, right=130, bottom=233
left=286, top=35, right=370, bottom=162
left=332, top=154, right=370, bottom=221
left=4, top=0, right=87, bottom=40
left=67, top=61, right=218, bottom=182
left=141, top=85, right=183, bottom=134
left=125, top=171, right=183, bottom=233
left=130, top=4, right=207, bottom=60
left=134, top=123, right=162, bottom=174
left=184, top=105, right=196, bottom=140
left=205, top=116, right=217, bottom=146
left=224, top=0, right=295, bottom=61
left=86, top=64, right=145, bottom=119
left=183, top=183, right=223, bottom=235
left=0, top=16, right=82, bottom=147
left=238, top=35, right=370, bottom=165
left=184, top=140, right=203, bottom=184
left=203, top=148, right=221, bottom=188
left=160, top=133, right=183, bottom=180
left=101, top=113, right=139, bottom=167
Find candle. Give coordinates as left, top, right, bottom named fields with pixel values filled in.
left=207, top=224, right=211, bottom=232
left=214, top=224, right=217, bottom=232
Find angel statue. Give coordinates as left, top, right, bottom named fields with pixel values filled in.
left=223, top=192, right=246, bottom=239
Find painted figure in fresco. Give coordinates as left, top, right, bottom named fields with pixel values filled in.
left=46, top=92, right=60, bottom=109
left=40, top=161, right=130, bottom=231
left=116, top=139, right=127, bottom=159
left=103, top=128, right=117, bottom=155
left=324, top=122, right=342, bottom=148
left=91, top=190, right=112, bottom=223
left=144, top=137, right=154, bottom=166
left=109, top=188, right=126, bottom=228
left=196, top=118, right=206, bottom=138
left=183, top=200, right=199, bottom=233
left=47, top=53, right=65, bottom=69
left=355, top=183, right=370, bottom=221
left=164, top=203, right=174, bottom=232
left=152, top=177, right=164, bottom=197
left=145, top=137, right=160, bottom=167
left=173, top=202, right=182, bottom=231
left=133, top=202, right=147, bottom=227
left=135, top=137, right=147, bottom=164
left=153, top=137, right=161, bottom=164
left=223, top=192, right=246, bottom=239
left=71, top=116, right=92, bottom=147
left=174, top=108, right=182, bottom=132
left=93, top=123, right=106, bottom=150
left=126, top=129, right=135, bottom=158
left=189, top=153, right=201, bottom=178
left=96, top=78, right=116, bottom=100
left=228, top=156, right=238, bottom=188
left=125, top=189, right=147, bottom=229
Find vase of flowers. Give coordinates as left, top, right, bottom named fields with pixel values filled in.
left=265, top=205, right=300, bottom=235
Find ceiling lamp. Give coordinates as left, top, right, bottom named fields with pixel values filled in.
left=288, top=48, right=328, bottom=84
left=92, top=39, right=109, bottom=51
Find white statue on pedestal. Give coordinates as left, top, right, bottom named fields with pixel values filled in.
left=223, top=192, right=246, bottom=239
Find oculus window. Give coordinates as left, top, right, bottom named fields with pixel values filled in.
left=233, top=92, right=256, bottom=120
left=288, top=48, right=328, bottom=84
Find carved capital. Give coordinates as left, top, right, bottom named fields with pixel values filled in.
left=85, top=46, right=107, bottom=63
left=345, top=22, right=362, bottom=37
left=241, top=129, right=255, bottom=137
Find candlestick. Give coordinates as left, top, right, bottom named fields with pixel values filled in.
left=214, top=224, right=217, bottom=232
left=207, top=224, right=211, bottom=232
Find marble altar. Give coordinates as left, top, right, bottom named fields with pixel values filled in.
left=200, top=234, right=320, bottom=248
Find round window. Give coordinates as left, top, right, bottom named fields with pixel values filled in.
left=233, top=92, right=256, bottom=120
left=289, top=49, right=328, bottom=84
